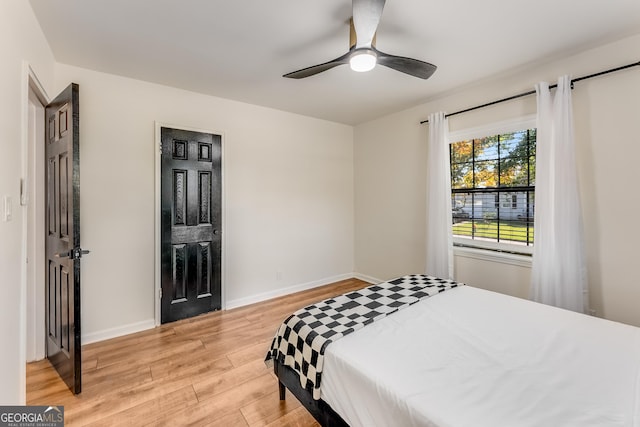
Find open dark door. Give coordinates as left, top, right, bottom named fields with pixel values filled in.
left=45, top=83, right=84, bottom=394
left=160, top=127, right=222, bottom=324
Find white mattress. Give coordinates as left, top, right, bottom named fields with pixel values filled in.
left=320, top=286, right=640, bottom=427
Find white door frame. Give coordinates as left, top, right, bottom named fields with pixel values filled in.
left=153, top=122, right=226, bottom=326
left=22, top=62, right=50, bottom=367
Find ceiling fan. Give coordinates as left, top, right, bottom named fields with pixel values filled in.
left=283, top=0, right=437, bottom=80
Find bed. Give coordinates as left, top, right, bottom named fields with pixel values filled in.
left=266, top=275, right=640, bottom=427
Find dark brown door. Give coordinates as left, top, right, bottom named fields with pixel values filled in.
left=45, top=83, right=84, bottom=394
left=160, top=127, right=222, bottom=323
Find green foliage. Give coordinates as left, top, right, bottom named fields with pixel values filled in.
left=450, top=129, right=536, bottom=189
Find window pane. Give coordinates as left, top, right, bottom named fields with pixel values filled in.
left=496, top=192, right=524, bottom=220
left=452, top=192, right=472, bottom=225
left=526, top=191, right=535, bottom=227
left=528, top=129, right=537, bottom=156
left=496, top=191, right=535, bottom=245
left=473, top=219, right=498, bottom=240
left=499, top=131, right=527, bottom=158
left=451, top=163, right=472, bottom=189
left=474, top=160, right=498, bottom=188
left=499, top=131, right=530, bottom=187
left=529, top=156, right=536, bottom=185
left=499, top=156, right=529, bottom=187
left=498, top=219, right=531, bottom=244
left=472, top=192, right=497, bottom=221
left=499, top=193, right=513, bottom=212
left=451, top=140, right=473, bottom=164
left=474, top=137, right=498, bottom=161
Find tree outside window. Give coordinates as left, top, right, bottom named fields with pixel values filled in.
left=450, top=129, right=536, bottom=249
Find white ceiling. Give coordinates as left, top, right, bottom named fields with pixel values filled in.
left=29, top=0, right=640, bottom=125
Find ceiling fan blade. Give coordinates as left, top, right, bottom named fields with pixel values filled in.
left=375, top=49, right=437, bottom=79
left=283, top=51, right=351, bottom=79
left=352, top=0, right=386, bottom=48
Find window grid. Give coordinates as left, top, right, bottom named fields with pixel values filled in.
left=450, top=129, right=536, bottom=248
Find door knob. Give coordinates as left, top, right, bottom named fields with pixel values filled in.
left=71, top=248, right=91, bottom=259
left=54, top=248, right=91, bottom=259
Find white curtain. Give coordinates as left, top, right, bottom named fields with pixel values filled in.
left=530, top=75, right=588, bottom=313
left=425, top=112, right=453, bottom=279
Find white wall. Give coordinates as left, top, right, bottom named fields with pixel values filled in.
left=53, top=64, right=354, bottom=340
left=2, top=1, right=353, bottom=401
left=0, top=0, right=55, bottom=405
left=354, top=34, right=640, bottom=327
left=4, top=0, right=639, bottom=407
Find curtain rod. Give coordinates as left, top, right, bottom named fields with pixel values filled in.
left=419, top=60, right=640, bottom=124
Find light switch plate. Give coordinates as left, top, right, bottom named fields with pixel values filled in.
left=3, top=196, right=12, bottom=222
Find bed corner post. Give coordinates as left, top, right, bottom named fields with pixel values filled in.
left=273, top=360, right=286, bottom=400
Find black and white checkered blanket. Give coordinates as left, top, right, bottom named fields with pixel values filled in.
left=265, top=274, right=464, bottom=399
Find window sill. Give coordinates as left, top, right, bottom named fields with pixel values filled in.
left=454, top=245, right=532, bottom=268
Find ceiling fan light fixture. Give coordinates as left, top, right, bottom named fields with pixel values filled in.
left=349, top=49, right=377, bottom=72
left=283, top=0, right=437, bottom=80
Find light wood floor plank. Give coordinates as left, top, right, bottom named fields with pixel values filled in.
left=26, top=278, right=368, bottom=425
left=191, top=359, right=272, bottom=402
left=264, top=407, right=320, bottom=427
left=149, top=349, right=234, bottom=381
left=84, top=385, right=199, bottom=427
left=240, top=389, right=301, bottom=427
left=226, top=339, right=272, bottom=368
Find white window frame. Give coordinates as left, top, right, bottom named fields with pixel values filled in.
left=449, top=115, right=536, bottom=256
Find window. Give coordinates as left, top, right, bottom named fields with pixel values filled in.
left=450, top=126, right=536, bottom=253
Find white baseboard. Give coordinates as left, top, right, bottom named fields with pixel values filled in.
left=225, top=273, right=355, bottom=310
left=82, top=273, right=376, bottom=344
left=353, top=272, right=384, bottom=284
left=82, top=319, right=156, bottom=345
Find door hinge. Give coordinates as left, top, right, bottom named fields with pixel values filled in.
left=159, top=288, right=162, bottom=299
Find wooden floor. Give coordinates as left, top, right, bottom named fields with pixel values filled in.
left=27, top=278, right=368, bottom=426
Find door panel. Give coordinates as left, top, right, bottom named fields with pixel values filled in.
left=45, top=83, right=82, bottom=394
left=161, top=127, right=222, bottom=324
left=197, top=242, right=212, bottom=297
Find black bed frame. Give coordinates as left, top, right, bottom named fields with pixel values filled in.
left=273, top=359, right=349, bottom=427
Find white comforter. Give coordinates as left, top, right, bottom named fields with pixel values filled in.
left=321, top=286, right=640, bottom=427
